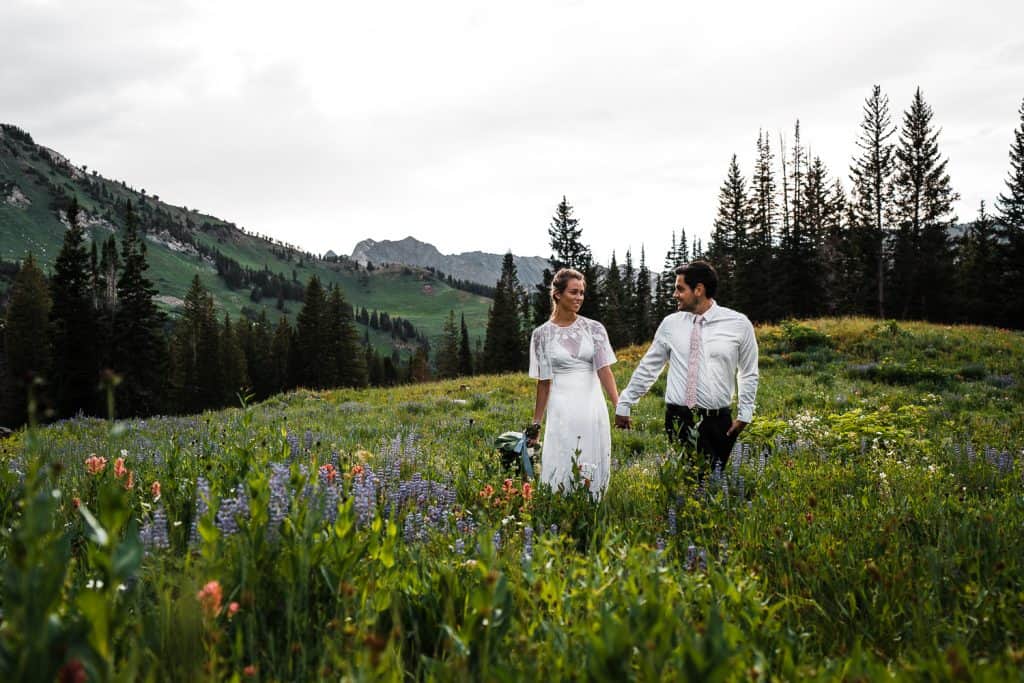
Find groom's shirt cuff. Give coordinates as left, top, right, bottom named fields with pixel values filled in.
left=615, top=403, right=632, bottom=417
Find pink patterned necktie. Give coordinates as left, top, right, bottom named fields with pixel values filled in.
left=685, top=314, right=705, bottom=408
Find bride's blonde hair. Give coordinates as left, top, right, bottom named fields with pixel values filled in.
left=550, top=268, right=585, bottom=316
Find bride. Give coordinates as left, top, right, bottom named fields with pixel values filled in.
left=528, top=268, right=620, bottom=497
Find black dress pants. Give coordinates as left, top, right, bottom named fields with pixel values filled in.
left=664, top=404, right=737, bottom=472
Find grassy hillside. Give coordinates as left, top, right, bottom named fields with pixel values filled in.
left=0, top=124, right=491, bottom=350
left=1, top=318, right=1022, bottom=679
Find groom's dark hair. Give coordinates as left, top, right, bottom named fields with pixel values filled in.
left=675, top=261, right=718, bottom=298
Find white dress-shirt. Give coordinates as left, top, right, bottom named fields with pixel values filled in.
left=615, top=301, right=760, bottom=422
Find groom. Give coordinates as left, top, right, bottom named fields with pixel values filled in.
left=614, top=261, right=759, bottom=470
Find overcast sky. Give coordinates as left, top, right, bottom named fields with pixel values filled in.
left=4, top=0, right=1023, bottom=265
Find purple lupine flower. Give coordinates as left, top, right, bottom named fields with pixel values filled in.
left=655, top=537, right=666, bottom=553
left=667, top=506, right=677, bottom=536
left=267, top=463, right=290, bottom=541
left=319, top=468, right=340, bottom=524
left=141, top=505, right=170, bottom=551
left=454, top=538, right=466, bottom=555
left=685, top=545, right=707, bottom=572
left=549, top=524, right=558, bottom=536
left=189, top=477, right=211, bottom=546
left=352, top=467, right=378, bottom=527
left=286, top=432, right=300, bottom=460
left=731, top=441, right=743, bottom=477
left=522, top=526, right=534, bottom=563
left=215, top=485, right=250, bottom=537
left=492, top=530, right=501, bottom=551
left=403, top=512, right=425, bottom=543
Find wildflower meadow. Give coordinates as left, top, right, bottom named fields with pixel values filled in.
left=1, top=318, right=1022, bottom=681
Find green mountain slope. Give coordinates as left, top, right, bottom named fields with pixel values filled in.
left=0, top=124, right=491, bottom=349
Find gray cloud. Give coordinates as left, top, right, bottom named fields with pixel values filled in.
left=3, top=0, right=1023, bottom=263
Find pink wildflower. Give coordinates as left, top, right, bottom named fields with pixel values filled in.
left=196, top=580, right=223, bottom=618
left=85, top=454, right=107, bottom=475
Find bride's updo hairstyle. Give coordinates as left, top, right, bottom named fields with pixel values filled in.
left=550, top=268, right=585, bottom=316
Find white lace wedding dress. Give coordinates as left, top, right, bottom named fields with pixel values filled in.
left=529, top=316, right=616, bottom=497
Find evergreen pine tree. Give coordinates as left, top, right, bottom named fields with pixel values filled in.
left=777, top=121, right=809, bottom=317
left=50, top=198, right=100, bottom=417
left=747, top=130, right=780, bottom=321
left=634, top=247, right=654, bottom=341
left=219, top=313, right=249, bottom=405
left=270, top=315, right=292, bottom=395
left=326, top=285, right=368, bottom=387
left=891, top=87, right=958, bottom=321
left=483, top=252, right=526, bottom=373
left=3, top=254, right=51, bottom=426
left=458, top=313, right=474, bottom=376
left=294, top=276, right=328, bottom=388
left=849, top=85, right=897, bottom=317
left=621, top=249, right=637, bottom=343
left=994, top=97, right=1024, bottom=328
left=169, top=276, right=222, bottom=413
left=654, top=231, right=678, bottom=320
left=707, top=155, right=750, bottom=308
left=955, top=202, right=1000, bottom=325
left=112, top=203, right=167, bottom=416
left=243, top=310, right=274, bottom=400
left=601, top=252, right=630, bottom=348
left=803, top=159, right=847, bottom=316
left=548, top=196, right=589, bottom=271
left=436, top=310, right=461, bottom=379
left=536, top=196, right=601, bottom=322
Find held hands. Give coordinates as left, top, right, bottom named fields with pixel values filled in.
left=726, top=419, right=749, bottom=437
left=525, top=422, right=541, bottom=447
left=614, top=415, right=632, bottom=430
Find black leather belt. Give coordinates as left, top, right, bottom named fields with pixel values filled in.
left=668, top=404, right=730, bottom=417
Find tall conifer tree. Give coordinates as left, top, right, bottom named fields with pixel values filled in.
left=483, top=253, right=526, bottom=373
left=601, top=252, right=630, bottom=348
left=956, top=202, right=1000, bottom=325
left=458, top=313, right=474, bottom=376
left=747, top=131, right=779, bottom=320
left=708, top=155, right=750, bottom=309
left=995, top=97, right=1024, bottom=327
left=891, top=88, right=958, bottom=320
left=436, top=310, right=461, bottom=379
left=326, top=285, right=367, bottom=387
left=169, top=276, right=222, bottom=413
left=219, top=313, right=249, bottom=404
left=270, top=315, right=293, bottom=395
left=50, top=198, right=100, bottom=417
left=4, top=254, right=51, bottom=425
left=113, top=202, right=167, bottom=416
left=294, top=276, right=329, bottom=388
left=634, top=247, right=654, bottom=341
left=849, top=85, right=897, bottom=317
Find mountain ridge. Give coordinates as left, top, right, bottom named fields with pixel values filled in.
left=351, top=236, right=548, bottom=288
left=0, top=123, right=493, bottom=350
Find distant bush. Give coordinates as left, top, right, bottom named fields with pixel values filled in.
left=846, top=357, right=951, bottom=386
left=779, top=320, right=833, bottom=351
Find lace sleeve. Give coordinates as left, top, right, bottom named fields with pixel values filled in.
left=589, top=320, right=617, bottom=370
left=528, top=326, right=552, bottom=380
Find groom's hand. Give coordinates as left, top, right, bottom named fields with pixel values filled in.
left=614, top=415, right=632, bottom=430
left=726, top=419, right=748, bottom=437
